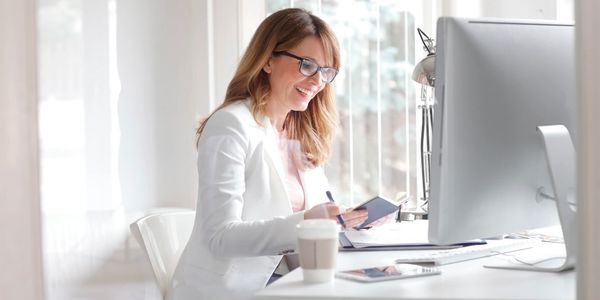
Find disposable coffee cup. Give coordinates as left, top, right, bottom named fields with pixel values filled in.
left=296, top=219, right=339, bottom=283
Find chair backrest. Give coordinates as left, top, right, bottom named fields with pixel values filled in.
left=130, top=209, right=195, bottom=298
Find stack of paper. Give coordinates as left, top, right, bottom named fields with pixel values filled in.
left=339, top=220, right=485, bottom=251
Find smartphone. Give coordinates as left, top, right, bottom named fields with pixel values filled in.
left=336, top=263, right=440, bottom=282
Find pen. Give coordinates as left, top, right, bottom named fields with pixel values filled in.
left=326, top=191, right=346, bottom=229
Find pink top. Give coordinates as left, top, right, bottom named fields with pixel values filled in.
left=277, top=130, right=305, bottom=212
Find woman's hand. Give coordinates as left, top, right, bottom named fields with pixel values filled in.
left=340, top=207, right=368, bottom=229
left=304, top=203, right=368, bottom=229
left=365, top=212, right=397, bottom=228
left=304, top=202, right=342, bottom=221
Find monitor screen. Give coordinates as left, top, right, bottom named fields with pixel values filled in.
left=428, top=17, right=576, bottom=245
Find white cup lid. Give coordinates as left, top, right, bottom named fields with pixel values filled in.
left=297, top=219, right=339, bottom=239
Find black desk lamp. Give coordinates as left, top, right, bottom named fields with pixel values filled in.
left=412, top=28, right=436, bottom=212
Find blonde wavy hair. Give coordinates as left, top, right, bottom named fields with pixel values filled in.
left=196, top=8, right=341, bottom=169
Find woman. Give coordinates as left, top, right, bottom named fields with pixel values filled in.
left=170, top=8, right=367, bottom=300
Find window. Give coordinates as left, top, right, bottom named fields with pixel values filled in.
left=267, top=0, right=424, bottom=206
left=38, top=0, right=121, bottom=212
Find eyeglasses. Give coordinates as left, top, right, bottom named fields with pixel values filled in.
left=272, top=51, right=338, bottom=83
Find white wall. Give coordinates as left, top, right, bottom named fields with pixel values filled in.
left=114, top=0, right=265, bottom=211
left=0, top=0, right=44, bottom=299
left=116, top=0, right=202, bottom=210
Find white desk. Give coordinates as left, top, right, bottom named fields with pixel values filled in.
left=255, top=243, right=575, bottom=300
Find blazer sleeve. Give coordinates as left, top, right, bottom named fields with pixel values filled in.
left=196, top=110, right=305, bottom=258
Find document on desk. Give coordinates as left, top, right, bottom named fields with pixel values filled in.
left=340, top=221, right=485, bottom=251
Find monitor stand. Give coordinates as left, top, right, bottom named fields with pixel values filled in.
left=485, top=125, right=576, bottom=272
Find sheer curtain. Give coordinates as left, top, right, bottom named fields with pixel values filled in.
left=38, top=0, right=203, bottom=298
left=38, top=0, right=200, bottom=214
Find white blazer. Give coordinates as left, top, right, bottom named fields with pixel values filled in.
left=170, top=100, right=330, bottom=300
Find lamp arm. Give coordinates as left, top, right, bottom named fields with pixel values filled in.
left=417, top=28, right=434, bottom=55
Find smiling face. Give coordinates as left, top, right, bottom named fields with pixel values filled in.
left=263, top=36, right=329, bottom=122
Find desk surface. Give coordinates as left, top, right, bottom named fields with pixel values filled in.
left=255, top=242, right=575, bottom=300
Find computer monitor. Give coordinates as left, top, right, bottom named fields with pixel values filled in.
left=427, top=18, right=576, bottom=248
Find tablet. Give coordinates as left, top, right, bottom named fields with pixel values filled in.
left=353, top=196, right=400, bottom=229
left=336, top=263, right=441, bottom=282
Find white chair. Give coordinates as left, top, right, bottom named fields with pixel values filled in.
left=130, top=209, right=195, bottom=299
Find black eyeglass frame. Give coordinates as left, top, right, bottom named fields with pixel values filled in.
left=272, top=50, right=339, bottom=83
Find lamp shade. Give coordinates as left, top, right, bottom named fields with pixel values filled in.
left=412, top=54, right=436, bottom=87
